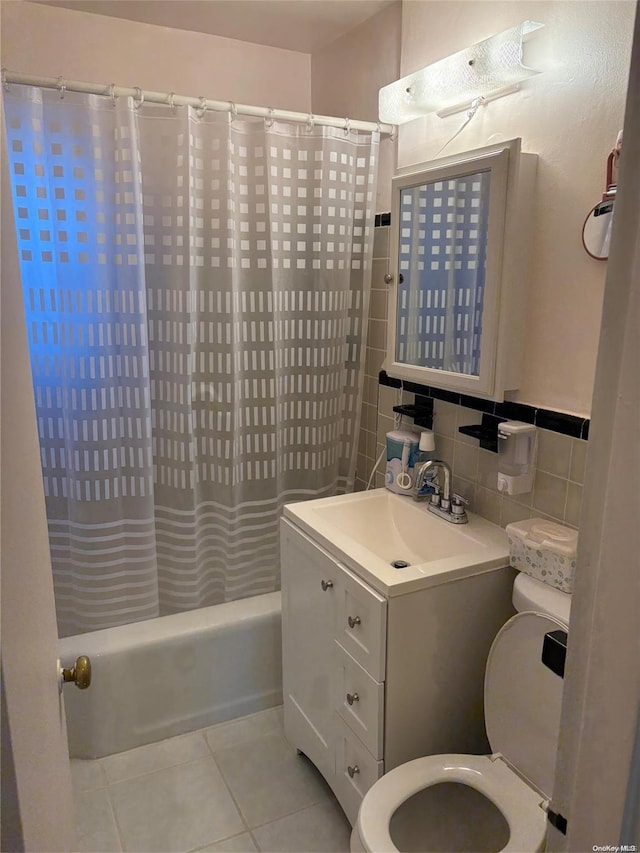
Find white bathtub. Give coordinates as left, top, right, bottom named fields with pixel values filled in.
left=59, top=592, right=283, bottom=758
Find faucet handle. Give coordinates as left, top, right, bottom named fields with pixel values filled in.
left=451, top=493, right=469, bottom=516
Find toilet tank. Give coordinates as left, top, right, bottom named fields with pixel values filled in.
left=512, top=572, right=571, bottom=626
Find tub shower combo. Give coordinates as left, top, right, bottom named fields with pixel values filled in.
left=3, top=75, right=385, bottom=755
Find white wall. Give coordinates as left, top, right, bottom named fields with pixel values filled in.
left=550, top=7, right=640, bottom=843
left=311, top=1, right=402, bottom=212
left=399, top=0, right=634, bottom=416
left=1, top=0, right=311, bottom=111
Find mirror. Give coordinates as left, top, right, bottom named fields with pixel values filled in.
left=582, top=199, right=614, bottom=260
left=387, top=139, right=537, bottom=401
left=396, top=168, right=492, bottom=377
left=582, top=131, right=622, bottom=261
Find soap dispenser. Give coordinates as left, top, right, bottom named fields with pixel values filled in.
left=497, top=421, right=537, bottom=495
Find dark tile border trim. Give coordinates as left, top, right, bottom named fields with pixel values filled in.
left=379, top=370, right=590, bottom=441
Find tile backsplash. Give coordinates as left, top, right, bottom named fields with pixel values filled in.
left=355, top=222, right=587, bottom=532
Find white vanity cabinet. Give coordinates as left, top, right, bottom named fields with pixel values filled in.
left=281, top=513, right=515, bottom=825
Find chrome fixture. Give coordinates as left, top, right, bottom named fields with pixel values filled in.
left=413, top=460, right=469, bottom=524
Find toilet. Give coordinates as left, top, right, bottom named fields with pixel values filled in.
left=351, top=572, right=571, bottom=853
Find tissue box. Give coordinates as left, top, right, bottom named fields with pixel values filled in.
left=506, top=518, right=578, bottom=593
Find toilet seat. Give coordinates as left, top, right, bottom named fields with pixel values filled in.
left=356, top=753, right=548, bottom=853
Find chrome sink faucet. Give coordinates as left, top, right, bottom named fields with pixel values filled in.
left=413, top=459, right=469, bottom=524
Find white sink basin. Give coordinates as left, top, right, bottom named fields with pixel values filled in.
left=283, top=488, right=510, bottom=596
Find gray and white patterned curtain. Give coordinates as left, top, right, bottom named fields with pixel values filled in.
left=3, top=87, right=378, bottom=636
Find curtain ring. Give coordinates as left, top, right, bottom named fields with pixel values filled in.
left=264, top=107, right=275, bottom=129
left=389, top=127, right=397, bottom=142
left=306, top=113, right=315, bottom=132
left=57, top=76, right=66, bottom=99
left=133, top=86, right=144, bottom=109
left=1, top=68, right=8, bottom=92
left=343, top=117, right=351, bottom=136
left=169, top=92, right=176, bottom=111
left=109, top=83, right=117, bottom=107
left=229, top=101, right=238, bottom=123
left=196, top=96, right=207, bottom=119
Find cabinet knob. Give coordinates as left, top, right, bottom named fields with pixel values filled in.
left=347, top=764, right=360, bottom=778
left=320, top=579, right=333, bottom=591
left=346, top=692, right=359, bottom=706
left=347, top=615, right=361, bottom=629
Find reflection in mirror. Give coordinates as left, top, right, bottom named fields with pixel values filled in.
left=582, top=199, right=614, bottom=260
left=396, top=171, right=491, bottom=376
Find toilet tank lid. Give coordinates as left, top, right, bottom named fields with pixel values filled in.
left=513, top=572, right=571, bottom=624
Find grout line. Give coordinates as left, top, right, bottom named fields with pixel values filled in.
left=207, top=743, right=255, bottom=832
left=104, top=785, right=126, bottom=853
left=562, top=476, right=571, bottom=525
left=187, top=830, right=257, bottom=853
left=214, top=756, right=334, bottom=836
left=104, top=752, right=224, bottom=789
left=246, top=792, right=335, bottom=834
left=101, top=732, right=211, bottom=787
left=70, top=757, right=110, bottom=794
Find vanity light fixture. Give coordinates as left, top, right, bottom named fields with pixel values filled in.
left=379, top=21, right=544, bottom=124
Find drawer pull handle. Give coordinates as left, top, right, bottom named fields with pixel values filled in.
left=320, top=579, right=333, bottom=591
left=346, top=692, right=359, bottom=706
left=347, top=764, right=360, bottom=778
left=348, top=615, right=361, bottom=629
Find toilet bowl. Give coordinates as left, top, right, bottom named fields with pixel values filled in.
left=352, top=573, right=569, bottom=853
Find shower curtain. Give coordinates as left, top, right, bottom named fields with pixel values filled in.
left=3, top=86, right=378, bottom=636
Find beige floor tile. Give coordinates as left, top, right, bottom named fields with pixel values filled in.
left=203, top=706, right=283, bottom=754
left=214, top=732, right=331, bottom=828
left=74, top=787, right=121, bottom=853
left=251, top=799, right=351, bottom=852
left=109, top=757, right=244, bottom=853
left=102, top=731, right=210, bottom=784
left=71, top=758, right=108, bottom=793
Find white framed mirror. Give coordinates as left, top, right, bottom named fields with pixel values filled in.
left=385, top=139, right=537, bottom=401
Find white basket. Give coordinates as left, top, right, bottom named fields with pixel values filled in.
left=506, top=518, right=578, bottom=593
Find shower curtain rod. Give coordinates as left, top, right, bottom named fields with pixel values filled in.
left=2, top=70, right=396, bottom=136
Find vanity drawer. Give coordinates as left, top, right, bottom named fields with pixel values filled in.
left=334, top=641, right=384, bottom=759
left=334, top=565, right=386, bottom=681
left=333, top=716, right=384, bottom=826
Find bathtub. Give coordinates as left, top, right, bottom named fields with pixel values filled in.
left=59, top=591, right=283, bottom=758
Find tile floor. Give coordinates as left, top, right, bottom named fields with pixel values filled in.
left=71, top=706, right=352, bottom=853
